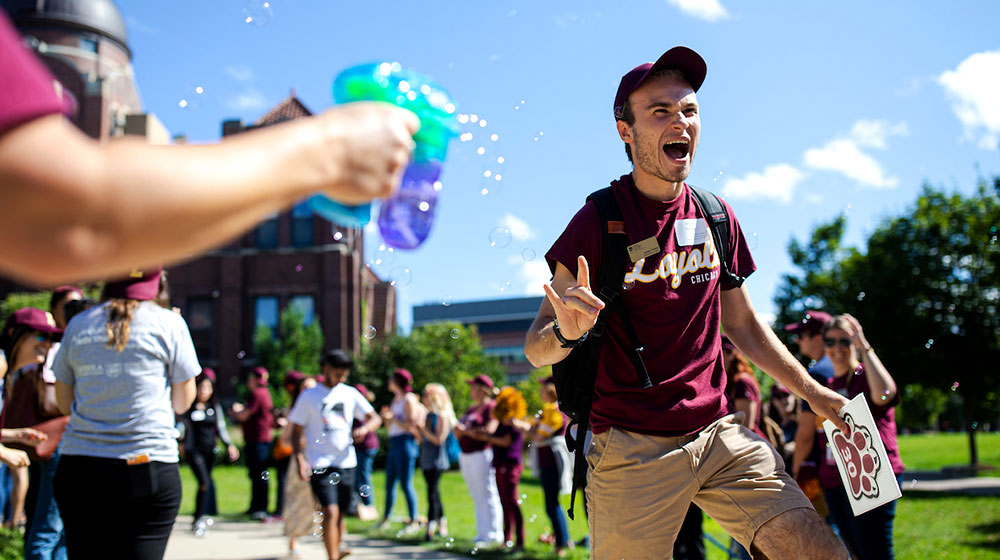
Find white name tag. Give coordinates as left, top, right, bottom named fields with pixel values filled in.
left=674, top=219, right=709, bottom=247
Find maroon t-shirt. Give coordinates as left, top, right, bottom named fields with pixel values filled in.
left=729, top=373, right=765, bottom=437
left=458, top=401, right=495, bottom=453
left=546, top=175, right=756, bottom=436
left=491, top=422, right=524, bottom=467
left=242, top=386, right=275, bottom=443
left=0, top=12, right=63, bottom=134
left=817, top=364, right=905, bottom=488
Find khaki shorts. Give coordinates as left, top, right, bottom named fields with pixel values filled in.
left=586, top=413, right=812, bottom=559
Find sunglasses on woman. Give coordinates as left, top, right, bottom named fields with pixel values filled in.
left=823, top=337, right=852, bottom=348
left=33, top=334, right=53, bottom=343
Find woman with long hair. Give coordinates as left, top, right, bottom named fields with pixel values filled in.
left=722, top=336, right=765, bottom=437
left=379, top=368, right=422, bottom=530
left=452, top=374, right=503, bottom=546
left=51, top=268, right=199, bottom=559
left=531, top=376, right=572, bottom=556
left=179, top=367, right=239, bottom=530
left=0, top=308, right=61, bottom=533
left=280, top=370, right=318, bottom=557
left=416, top=382, right=456, bottom=541
left=469, top=386, right=530, bottom=552
left=818, top=314, right=904, bottom=560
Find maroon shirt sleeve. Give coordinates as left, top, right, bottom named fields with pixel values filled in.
left=0, top=12, right=63, bottom=135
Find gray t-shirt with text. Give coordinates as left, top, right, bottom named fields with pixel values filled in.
left=53, top=301, right=200, bottom=463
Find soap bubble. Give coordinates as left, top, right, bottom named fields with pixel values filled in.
left=389, top=267, right=412, bottom=287
left=243, top=0, right=272, bottom=26
left=450, top=328, right=461, bottom=339
left=440, top=295, right=453, bottom=307
left=489, top=227, right=512, bottom=248
left=236, top=350, right=246, bottom=359
left=359, top=484, right=372, bottom=497
left=522, top=248, right=536, bottom=261
left=951, top=381, right=960, bottom=391
left=925, top=339, right=934, bottom=349
left=328, top=472, right=341, bottom=485
left=260, top=471, right=270, bottom=481
left=857, top=292, right=866, bottom=301
left=363, top=326, right=377, bottom=340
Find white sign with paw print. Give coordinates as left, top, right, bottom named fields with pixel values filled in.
left=822, top=394, right=902, bottom=516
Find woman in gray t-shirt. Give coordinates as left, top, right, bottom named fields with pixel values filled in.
left=51, top=268, right=199, bottom=560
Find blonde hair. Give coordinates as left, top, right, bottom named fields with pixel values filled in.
left=423, top=383, right=457, bottom=426
left=106, top=299, right=140, bottom=352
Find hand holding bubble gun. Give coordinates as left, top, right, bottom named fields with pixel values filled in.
left=309, top=62, right=459, bottom=249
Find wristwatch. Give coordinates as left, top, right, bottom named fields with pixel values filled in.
left=553, top=319, right=588, bottom=348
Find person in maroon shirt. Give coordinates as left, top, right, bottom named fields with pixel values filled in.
left=817, top=314, right=904, bottom=560
left=0, top=10, right=417, bottom=287
left=452, top=375, right=503, bottom=545
left=524, top=46, right=850, bottom=560
left=231, top=367, right=275, bottom=520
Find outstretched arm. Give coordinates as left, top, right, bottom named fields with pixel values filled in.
left=0, top=104, right=418, bottom=285
left=524, top=256, right=605, bottom=368
left=720, top=286, right=848, bottom=431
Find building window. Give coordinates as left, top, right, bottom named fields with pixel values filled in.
left=79, top=37, right=98, bottom=53
left=255, top=213, right=278, bottom=249
left=254, top=296, right=279, bottom=332
left=289, top=294, right=316, bottom=325
left=187, top=297, right=214, bottom=359
left=291, top=201, right=314, bottom=247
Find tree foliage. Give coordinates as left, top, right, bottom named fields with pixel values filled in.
left=774, top=177, right=1000, bottom=466
left=351, top=321, right=506, bottom=416
left=253, top=306, right=325, bottom=409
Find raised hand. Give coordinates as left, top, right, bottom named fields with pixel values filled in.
left=841, top=313, right=870, bottom=350
left=542, top=255, right=606, bottom=341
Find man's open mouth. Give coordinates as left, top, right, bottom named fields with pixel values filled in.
left=663, top=140, right=690, bottom=161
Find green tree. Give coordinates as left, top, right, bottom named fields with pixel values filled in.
left=352, top=321, right=505, bottom=416
left=253, top=306, right=325, bottom=409
left=775, top=177, right=1000, bottom=468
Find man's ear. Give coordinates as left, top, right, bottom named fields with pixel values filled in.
left=617, top=119, right=633, bottom=143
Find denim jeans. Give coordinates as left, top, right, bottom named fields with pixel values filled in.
left=383, top=434, right=418, bottom=521
left=539, top=465, right=570, bottom=548
left=245, top=441, right=272, bottom=515
left=24, top=447, right=67, bottom=560
left=354, top=446, right=376, bottom=506
left=823, top=473, right=903, bottom=560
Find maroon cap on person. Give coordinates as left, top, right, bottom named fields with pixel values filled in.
left=51, top=285, right=83, bottom=301
left=613, top=46, right=707, bottom=121
left=103, top=267, right=162, bottom=301
left=392, top=368, right=413, bottom=392
left=284, top=370, right=305, bottom=385
left=6, top=308, right=63, bottom=337
left=251, top=367, right=268, bottom=380
left=466, top=374, right=494, bottom=389
left=198, top=367, right=217, bottom=383
left=783, top=310, right=833, bottom=335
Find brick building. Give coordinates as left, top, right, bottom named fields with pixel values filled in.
left=412, top=296, right=543, bottom=383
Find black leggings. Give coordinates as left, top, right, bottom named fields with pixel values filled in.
left=54, top=455, right=182, bottom=560
left=422, top=467, right=445, bottom=522
left=187, top=447, right=217, bottom=520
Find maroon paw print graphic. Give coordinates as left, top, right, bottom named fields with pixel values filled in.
left=831, top=413, right=881, bottom=500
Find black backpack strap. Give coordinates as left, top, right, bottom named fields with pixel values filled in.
left=561, top=188, right=650, bottom=520
left=689, top=185, right=746, bottom=290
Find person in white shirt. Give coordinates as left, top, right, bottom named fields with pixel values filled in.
left=289, top=350, right=380, bottom=560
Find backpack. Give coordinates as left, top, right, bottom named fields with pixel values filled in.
left=551, top=185, right=745, bottom=519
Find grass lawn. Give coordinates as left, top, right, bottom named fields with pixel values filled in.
left=179, top=431, right=1000, bottom=559
left=897, top=432, right=1000, bottom=475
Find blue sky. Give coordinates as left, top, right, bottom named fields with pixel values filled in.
left=119, top=0, right=1000, bottom=331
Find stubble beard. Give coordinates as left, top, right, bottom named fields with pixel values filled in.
left=632, top=125, right=691, bottom=184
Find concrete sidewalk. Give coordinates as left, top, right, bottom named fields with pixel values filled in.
left=164, top=516, right=465, bottom=560
left=901, top=472, right=1000, bottom=495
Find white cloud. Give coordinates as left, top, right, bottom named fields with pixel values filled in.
left=224, top=65, right=257, bottom=83
left=939, top=50, right=1000, bottom=150
left=226, top=87, right=268, bottom=111
left=849, top=120, right=909, bottom=149
left=508, top=255, right=550, bottom=295
left=125, top=15, right=158, bottom=35
left=666, top=0, right=729, bottom=22
left=804, top=139, right=898, bottom=189
left=721, top=164, right=804, bottom=204
left=499, top=214, right=536, bottom=242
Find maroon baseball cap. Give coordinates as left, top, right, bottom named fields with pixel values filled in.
left=614, top=46, right=707, bottom=121
left=251, top=366, right=269, bottom=379
left=783, top=310, right=833, bottom=335
left=198, top=367, right=217, bottom=383
left=103, top=267, right=162, bottom=301
left=284, top=370, right=305, bottom=385
left=392, top=368, right=413, bottom=392
left=466, top=374, right=494, bottom=389
left=6, top=308, right=63, bottom=338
